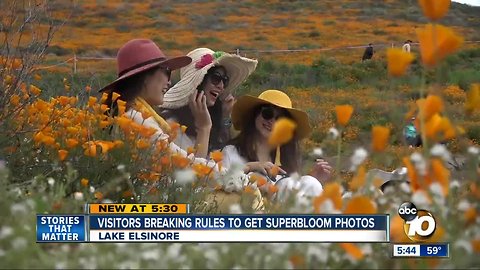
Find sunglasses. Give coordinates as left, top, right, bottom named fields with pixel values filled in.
left=259, top=106, right=284, bottom=121
left=161, top=67, right=171, bottom=80
left=209, top=72, right=229, bottom=88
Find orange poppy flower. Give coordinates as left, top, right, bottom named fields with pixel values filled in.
left=210, top=150, right=223, bottom=163
left=88, top=96, right=97, bottom=108
left=136, top=139, right=150, bottom=149
left=171, top=154, right=190, bottom=169
left=30, top=84, right=42, bottom=96
left=339, top=243, right=364, bottom=260
left=348, top=165, right=366, bottom=191
left=94, top=191, right=104, bottom=200
left=418, top=0, right=451, bottom=21
left=403, top=157, right=419, bottom=191
left=417, top=95, right=444, bottom=121
left=112, top=92, right=121, bottom=102
left=372, top=126, right=390, bottom=152
left=386, top=48, right=415, bottom=77
left=390, top=215, right=411, bottom=242
left=117, top=100, right=127, bottom=115
left=289, top=254, right=305, bottom=269
left=465, top=83, right=480, bottom=114
left=85, top=85, right=91, bottom=93
left=268, top=117, right=297, bottom=146
left=313, top=182, right=342, bottom=212
left=83, top=142, right=97, bottom=157
left=58, top=150, right=68, bottom=161
left=10, top=95, right=20, bottom=106
left=80, top=178, right=89, bottom=187
left=472, top=239, right=480, bottom=253
left=335, top=105, right=354, bottom=126
left=464, top=207, right=477, bottom=226
left=417, top=24, right=463, bottom=67
left=344, top=196, right=377, bottom=214
left=430, top=159, right=449, bottom=196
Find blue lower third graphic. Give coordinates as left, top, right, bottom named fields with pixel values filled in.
left=36, top=215, right=86, bottom=242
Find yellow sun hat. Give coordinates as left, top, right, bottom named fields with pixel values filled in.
left=231, top=89, right=312, bottom=140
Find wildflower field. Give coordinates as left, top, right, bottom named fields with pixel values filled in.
left=1, top=0, right=480, bottom=269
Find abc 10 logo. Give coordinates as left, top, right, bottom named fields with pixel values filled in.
left=398, top=202, right=436, bottom=241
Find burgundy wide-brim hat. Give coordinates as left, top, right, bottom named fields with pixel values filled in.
left=99, top=39, right=192, bottom=92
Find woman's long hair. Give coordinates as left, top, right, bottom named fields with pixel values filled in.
left=103, top=66, right=161, bottom=117
left=228, top=105, right=301, bottom=174
left=160, top=67, right=227, bottom=151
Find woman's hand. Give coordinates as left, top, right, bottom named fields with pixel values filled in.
left=221, top=93, right=235, bottom=119
left=189, top=90, right=212, bottom=132
left=245, top=161, right=286, bottom=177
left=310, top=159, right=333, bottom=184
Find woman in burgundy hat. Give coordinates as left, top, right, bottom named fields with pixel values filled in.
left=100, top=39, right=213, bottom=158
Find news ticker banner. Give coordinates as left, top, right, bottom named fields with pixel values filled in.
left=392, top=243, right=449, bottom=258
left=37, top=204, right=390, bottom=243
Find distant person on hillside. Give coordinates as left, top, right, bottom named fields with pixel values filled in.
left=362, top=43, right=374, bottom=62
left=404, top=117, right=422, bottom=148
left=402, top=40, right=412, bottom=53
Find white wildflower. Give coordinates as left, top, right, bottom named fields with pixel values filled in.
left=166, top=243, right=182, bottom=260
left=319, top=199, right=335, bottom=214
left=411, top=191, right=430, bottom=208
left=47, top=177, right=55, bottom=186
left=458, top=200, right=471, bottom=211
left=342, top=191, right=352, bottom=199
left=141, top=249, right=158, bottom=260
left=174, top=168, right=196, bottom=185
left=350, top=147, right=368, bottom=171
left=307, top=245, right=328, bottom=263
left=410, top=152, right=427, bottom=175
left=450, top=180, right=460, bottom=189
left=55, top=262, right=67, bottom=269
left=328, top=127, right=340, bottom=140
left=312, top=147, right=324, bottom=158
left=10, top=203, right=27, bottom=215
left=361, top=244, right=373, bottom=255
left=400, top=182, right=411, bottom=193
left=89, top=186, right=95, bottom=193
left=454, top=239, right=472, bottom=254
left=269, top=243, right=289, bottom=255
left=0, top=249, right=5, bottom=257
left=430, top=183, right=444, bottom=198
left=430, top=144, right=451, bottom=162
left=229, top=203, right=242, bottom=214
left=117, top=164, right=126, bottom=171
left=291, top=195, right=313, bottom=213
left=73, top=192, right=84, bottom=201
left=12, top=237, right=27, bottom=250
left=468, top=146, right=480, bottom=155
left=0, top=226, right=13, bottom=239
left=204, top=249, right=219, bottom=264
left=102, top=199, right=114, bottom=204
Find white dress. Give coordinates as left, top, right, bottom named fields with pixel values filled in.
left=222, top=145, right=324, bottom=200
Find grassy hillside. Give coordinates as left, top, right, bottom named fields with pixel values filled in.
left=39, top=0, right=480, bottom=70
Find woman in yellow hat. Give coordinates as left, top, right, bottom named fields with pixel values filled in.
left=223, top=89, right=333, bottom=200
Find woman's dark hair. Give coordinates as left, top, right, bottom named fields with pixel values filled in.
left=103, top=66, right=162, bottom=117
left=228, top=105, right=301, bottom=174
left=160, top=66, right=228, bottom=151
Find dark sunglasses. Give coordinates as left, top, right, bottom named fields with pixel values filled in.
left=259, top=106, right=284, bottom=121
left=161, top=67, right=172, bottom=80
left=210, top=72, right=229, bottom=87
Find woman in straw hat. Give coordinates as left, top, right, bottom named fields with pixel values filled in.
left=100, top=39, right=212, bottom=158
left=223, top=90, right=333, bottom=200
left=160, top=48, right=258, bottom=153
